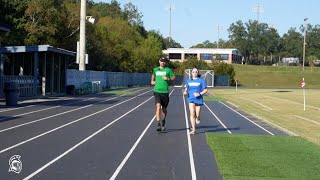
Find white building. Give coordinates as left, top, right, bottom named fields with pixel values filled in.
left=281, top=57, right=299, bottom=65
left=162, top=48, right=242, bottom=64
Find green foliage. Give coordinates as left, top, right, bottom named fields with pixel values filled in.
left=212, top=63, right=236, bottom=85
left=173, top=57, right=210, bottom=75
left=1, top=0, right=178, bottom=73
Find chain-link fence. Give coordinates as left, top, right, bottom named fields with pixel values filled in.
left=67, top=70, right=151, bottom=94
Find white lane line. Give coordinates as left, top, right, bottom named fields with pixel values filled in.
left=109, top=115, right=155, bottom=180
left=219, top=101, right=274, bottom=135
left=251, top=113, right=298, bottom=136
left=0, top=90, right=153, bottom=154
left=226, top=101, right=239, bottom=108
left=0, top=97, right=115, bottom=133
left=204, top=103, right=232, bottom=134
left=263, top=95, right=320, bottom=110
left=0, top=88, right=147, bottom=132
left=240, top=97, right=273, bottom=111
left=0, top=97, right=75, bottom=113
left=293, top=115, right=320, bottom=125
left=0, top=105, right=36, bottom=113
left=110, top=89, right=175, bottom=180
left=24, top=92, right=155, bottom=180
left=205, top=93, right=231, bottom=134
left=0, top=97, right=97, bottom=122
left=182, top=90, right=197, bottom=180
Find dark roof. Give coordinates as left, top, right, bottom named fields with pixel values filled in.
left=0, top=45, right=76, bottom=56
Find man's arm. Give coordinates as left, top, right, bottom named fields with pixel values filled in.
left=170, top=76, right=176, bottom=81
left=151, top=74, right=156, bottom=85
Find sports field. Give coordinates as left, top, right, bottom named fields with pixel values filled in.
left=208, top=88, right=320, bottom=145
left=207, top=133, right=320, bottom=179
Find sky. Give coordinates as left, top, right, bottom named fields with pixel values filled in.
left=94, top=0, right=319, bottom=48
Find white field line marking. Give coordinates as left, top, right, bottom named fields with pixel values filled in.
left=203, top=103, right=232, bottom=134
left=109, top=89, right=175, bottom=180
left=0, top=97, right=97, bottom=122
left=251, top=113, right=298, bottom=136
left=293, top=115, right=320, bottom=126
left=263, top=95, right=320, bottom=110
left=226, top=101, right=239, bottom=108
left=0, top=90, right=153, bottom=154
left=219, top=101, right=274, bottom=135
left=182, top=89, right=197, bottom=180
left=240, top=97, right=273, bottom=111
left=24, top=93, right=155, bottom=180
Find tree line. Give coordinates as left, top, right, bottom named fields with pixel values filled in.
left=0, top=0, right=181, bottom=73
left=193, top=20, right=320, bottom=66
left=1, top=0, right=319, bottom=74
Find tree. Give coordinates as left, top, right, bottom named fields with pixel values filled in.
left=304, top=25, right=320, bottom=59
left=191, top=40, right=215, bottom=48
left=212, top=63, right=236, bottom=85
left=175, top=57, right=210, bottom=75
left=23, top=0, right=66, bottom=45
left=228, top=20, right=250, bottom=63
left=279, top=28, right=303, bottom=59
left=123, top=34, right=163, bottom=73
left=123, top=2, right=143, bottom=26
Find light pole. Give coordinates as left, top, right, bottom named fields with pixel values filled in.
left=303, top=17, right=308, bottom=71
left=252, top=4, right=264, bottom=22
left=166, top=4, right=175, bottom=45
left=79, top=0, right=86, bottom=71
left=217, top=25, right=223, bottom=48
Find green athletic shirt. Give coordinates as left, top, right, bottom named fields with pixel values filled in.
left=152, top=67, right=175, bottom=93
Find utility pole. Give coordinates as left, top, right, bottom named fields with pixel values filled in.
left=166, top=4, right=175, bottom=45
left=217, top=25, right=222, bottom=48
left=79, top=0, right=86, bottom=71
left=303, top=17, right=308, bottom=71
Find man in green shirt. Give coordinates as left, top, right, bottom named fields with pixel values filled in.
left=151, top=57, right=176, bottom=131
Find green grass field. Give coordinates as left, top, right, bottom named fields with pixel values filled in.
left=233, top=64, right=320, bottom=88
left=206, top=133, right=320, bottom=179
left=208, top=88, right=320, bottom=145
left=100, top=89, right=135, bottom=95
left=204, top=65, right=320, bottom=179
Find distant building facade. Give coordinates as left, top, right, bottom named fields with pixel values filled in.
left=281, top=57, right=299, bottom=65
left=162, top=48, right=242, bottom=64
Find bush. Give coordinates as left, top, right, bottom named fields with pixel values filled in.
left=212, top=63, right=236, bottom=85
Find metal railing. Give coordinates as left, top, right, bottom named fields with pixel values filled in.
left=0, top=75, right=39, bottom=97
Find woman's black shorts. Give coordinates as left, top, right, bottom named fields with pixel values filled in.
left=154, top=92, right=169, bottom=107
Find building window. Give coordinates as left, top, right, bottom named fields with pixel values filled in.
left=168, top=53, right=181, bottom=59
left=200, top=53, right=213, bottom=60
left=214, top=54, right=229, bottom=60
left=185, top=53, right=197, bottom=59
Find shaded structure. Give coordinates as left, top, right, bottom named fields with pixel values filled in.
left=0, top=45, right=75, bottom=97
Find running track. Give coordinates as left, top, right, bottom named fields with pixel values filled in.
left=0, top=87, right=288, bottom=180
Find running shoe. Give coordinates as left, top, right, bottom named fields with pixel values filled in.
left=195, top=117, right=200, bottom=124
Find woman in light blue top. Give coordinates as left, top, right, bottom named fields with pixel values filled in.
left=183, top=68, right=208, bottom=135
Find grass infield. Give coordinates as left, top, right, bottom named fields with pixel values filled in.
left=100, top=90, right=134, bottom=95
left=209, top=89, right=320, bottom=145
left=206, top=133, right=320, bottom=180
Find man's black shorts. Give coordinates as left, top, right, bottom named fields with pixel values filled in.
left=154, top=92, right=169, bottom=107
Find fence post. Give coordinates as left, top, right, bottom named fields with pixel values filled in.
left=42, top=77, right=46, bottom=96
